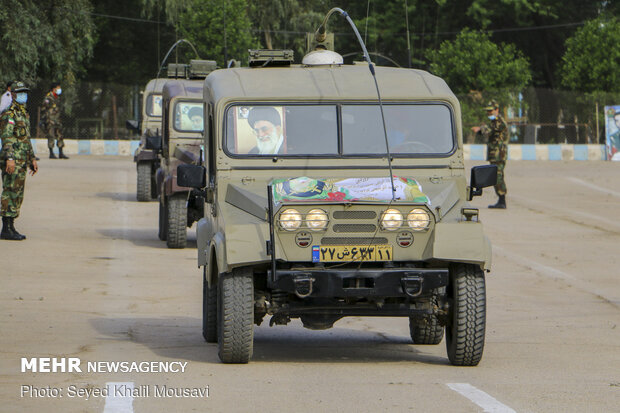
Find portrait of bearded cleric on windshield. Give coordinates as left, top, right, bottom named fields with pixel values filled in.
left=247, top=106, right=285, bottom=155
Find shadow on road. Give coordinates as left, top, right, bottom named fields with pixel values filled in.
left=95, top=192, right=139, bottom=202
left=96, top=228, right=197, bottom=249
left=89, top=316, right=448, bottom=365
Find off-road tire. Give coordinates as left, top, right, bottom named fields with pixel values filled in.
left=158, top=197, right=167, bottom=241
left=136, top=161, right=152, bottom=202
left=409, top=296, right=444, bottom=345
left=202, top=267, right=217, bottom=343
left=217, top=267, right=254, bottom=363
left=445, top=263, right=486, bottom=366
left=166, top=194, right=187, bottom=249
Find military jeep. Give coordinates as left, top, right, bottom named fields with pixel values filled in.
left=129, top=77, right=166, bottom=201
left=179, top=49, right=496, bottom=366
left=156, top=63, right=213, bottom=248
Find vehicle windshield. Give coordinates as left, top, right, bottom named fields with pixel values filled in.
left=225, top=103, right=454, bottom=157
left=146, top=93, right=162, bottom=117
left=174, top=101, right=204, bottom=133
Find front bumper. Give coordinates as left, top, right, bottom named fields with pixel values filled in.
left=268, top=268, right=448, bottom=298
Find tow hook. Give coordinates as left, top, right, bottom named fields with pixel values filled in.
left=293, top=275, right=314, bottom=298
left=401, top=276, right=423, bottom=297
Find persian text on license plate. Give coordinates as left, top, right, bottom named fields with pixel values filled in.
left=312, top=245, right=393, bottom=263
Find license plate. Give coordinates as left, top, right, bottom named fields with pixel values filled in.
left=312, top=245, right=393, bottom=263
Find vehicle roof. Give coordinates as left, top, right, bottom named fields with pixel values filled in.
left=204, top=65, right=458, bottom=105
left=163, top=79, right=204, bottom=101
left=144, top=78, right=168, bottom=94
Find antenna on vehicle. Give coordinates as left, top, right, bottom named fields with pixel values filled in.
left=315, top=8, right=396, bottom=200
left=155, top=39, right=201, bottom=79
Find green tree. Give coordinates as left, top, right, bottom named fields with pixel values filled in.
left=560, top=17, right=620, bottom=93
left=428, top=29, right=531, bottom=93
left=176, top=0, right=257, bottom=66
left=0, top=0, right=95, bottom=86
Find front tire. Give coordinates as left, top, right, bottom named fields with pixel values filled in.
left=166, top=193, right=187, bottom=249
left=136, top=161, right=153, bottom=202
left=445, top=263, right=486, bottom=366
left=410, top=296, right=444, bottom=345
left=218, top=267, right=254, bottom=363
left=203, top=267, right=217, bottom=343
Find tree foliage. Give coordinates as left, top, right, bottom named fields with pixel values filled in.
left=560, top=17, right=620, bottom=93
left=176, top=0, right=257, bottom=67
left=427, top=29, right=531, bottom=94
left=0, top=0, right=95, bottom=86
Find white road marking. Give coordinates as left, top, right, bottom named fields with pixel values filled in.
left=567, top=177, right=620, bottom=199
left=447, top=383, right=516, bottom=413
left=103, top=382, right=134, bottom=413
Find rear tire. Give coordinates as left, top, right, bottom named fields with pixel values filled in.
left=445, top=263, right=486, bottom=366
left=218, top=267, right=254, bottom=363
left=202, top=267, right=217, bottom=343
left=136, top=161, right=152, bottom=202
left=158, top=197, right=168, bottom=241
left=166, top=193, right=187, bottom=249
left=409, top=296, right=444, bottom=345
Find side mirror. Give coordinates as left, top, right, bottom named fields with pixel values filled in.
left=125, top=120, right=140, bottom=132
left=468, top=165, right=497, bottom=200
left=178, top=164, right=206, bottom=188
left=145, top=135, right=162, bottom=151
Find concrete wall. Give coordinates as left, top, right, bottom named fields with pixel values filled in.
left=32, top=139, right=607, bottom=161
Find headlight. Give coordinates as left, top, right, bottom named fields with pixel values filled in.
left=407, top=208, right=430, bottom=231
left=279, top=208, right=302, bottom=231
left=380, top=208, right=403, bottom=231
left=306, top=208, right=328, bottom=231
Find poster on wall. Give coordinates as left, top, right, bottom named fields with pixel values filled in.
left=604, top=105, right=620, bottom=161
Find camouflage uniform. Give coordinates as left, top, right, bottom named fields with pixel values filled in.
left=41, top=90, right=64, bottom=149
left=1, top=101, right=35, bottom=218
left=485, top=115, right=508, bottom=196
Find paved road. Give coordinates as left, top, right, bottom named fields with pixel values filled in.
left=1, top=157, right=619, bottom=412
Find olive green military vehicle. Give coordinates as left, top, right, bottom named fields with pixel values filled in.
left=128, top=64, right=192, bottom=202
left=178, top=49, right=496, bottom=366
left=129, top=77, right=166, bottom=201
left=156, top=60, right=216, bottom=248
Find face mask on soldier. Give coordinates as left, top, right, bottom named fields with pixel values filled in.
left=488, top=115, right=496, bottom=121
left=56, top=88, right=62, bottom=95
left=15, top=93, right=27, bottom=104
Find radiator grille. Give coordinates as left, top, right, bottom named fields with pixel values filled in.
left=332, top=224, right=377, bottom=233
left=320, top=237, right=388, bottom=245
left=333, top=211, right=376, bottom=220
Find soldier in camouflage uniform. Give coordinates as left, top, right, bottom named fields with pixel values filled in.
left=472, top=100, right=508, bottom=209
left=0, top=81, right=38, bottom=240
left=41, top=82, right=68, bottom=159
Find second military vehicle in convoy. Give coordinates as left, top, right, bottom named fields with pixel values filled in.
left=179, top=45, right=496, bottom=366
left=157, top=60, right=216, bottom=248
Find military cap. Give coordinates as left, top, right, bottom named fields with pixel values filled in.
left=10, top=81, right=30, bottom=93
left=483, top=100, right=499, bottom=110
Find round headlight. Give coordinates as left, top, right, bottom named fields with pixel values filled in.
left=306, top=208, right=328, bottom=231
left=407, top=208, right=430, bottom=231
left=279, top=208, right=302, bottom=231
left=381, top=208, right=403, bottom=231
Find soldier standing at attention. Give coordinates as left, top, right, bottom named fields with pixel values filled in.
left=0, top=81, right=38, bottom=240
left=41, top=82, right=68, bottom=159
left=472, top=100, right=508, bottom=209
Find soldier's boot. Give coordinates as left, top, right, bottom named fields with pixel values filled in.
left=1, top=217, right=23, bottom=241
left=488, top=195, right=506, bottom=209
left=9, top=217, right=26, bottom=240
left=58, top=147, right=69, bottom=159
left=49, top=148, right=57, bottom=159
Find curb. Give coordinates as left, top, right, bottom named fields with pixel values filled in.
left=31, top=139, right=607, bottom=161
